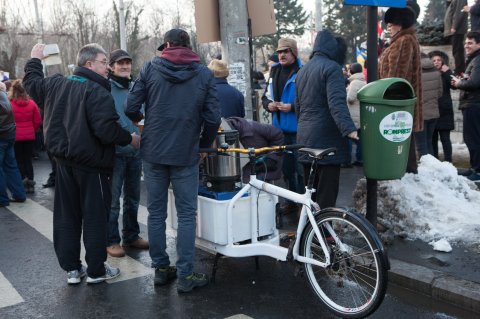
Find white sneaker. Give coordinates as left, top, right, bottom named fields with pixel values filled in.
left=86, top=263, right=120, bottom=284
left=67, top=265, right=87, bottom=285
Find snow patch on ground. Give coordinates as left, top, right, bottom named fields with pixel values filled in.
left=353, top=155, right=480, bottom=246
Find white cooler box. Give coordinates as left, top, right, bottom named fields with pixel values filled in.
left=168, top=189, right=277, bottom=245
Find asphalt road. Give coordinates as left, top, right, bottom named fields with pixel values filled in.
left=0, top=155, right=476, bottom=318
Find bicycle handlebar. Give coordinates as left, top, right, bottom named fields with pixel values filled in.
left=199, top=144, right=304, bottom=155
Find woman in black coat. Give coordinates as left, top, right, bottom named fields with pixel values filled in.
left=429, top=51, right=455, bottom=162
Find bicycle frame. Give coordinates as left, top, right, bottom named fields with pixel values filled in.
left=198, top=172, right=332, bottom=268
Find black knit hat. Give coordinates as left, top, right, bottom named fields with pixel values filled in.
left=384, top=6, right=416, bottom=29
left=350, top=63, right=363, bottom=75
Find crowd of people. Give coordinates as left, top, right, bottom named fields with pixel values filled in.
left=1, top=0, right=480, bottom=295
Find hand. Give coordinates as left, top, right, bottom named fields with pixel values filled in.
left=348, top=131, right=359, bottom=140
left=130, top=132, right=141, bottom=149
left=463, top=5, right=470, bottom=13
left=267, top=101, right=278, bottom=112
left=199, top=152, right=207, bottom=161
left=451, top=28, right=456, bottom=34
left=277, top=103, right=292, bottom=112
left=31, top=43, right=46, bottom=60
left=440, top=65, right=450, bottom=72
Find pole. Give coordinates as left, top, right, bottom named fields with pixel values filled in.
left=118, top=0, right=127, bottom=50
left=315, top=0, right=323, bottom=31
left=32, top=0, right=43, bottom=43
left=218, top=0, right=253, bottom=119
left=366, top=6, right=378, bottom=226
left=247, top=17, right=258, bottom=121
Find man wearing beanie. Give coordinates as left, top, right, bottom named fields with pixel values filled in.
left=208, top=59, right=245, bottom=118
left=262, top=38, right=304, bottom=213
left=106, top=49, right=149, bottom=258
left=126, top=28, right=221, bottom=292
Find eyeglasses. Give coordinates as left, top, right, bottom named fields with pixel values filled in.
left=277, top=49, right=290, bottom=54
left=92, top=59, right=108, bottom=66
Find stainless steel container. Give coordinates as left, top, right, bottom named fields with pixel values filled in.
left=204, top=129, right=241, bottom=192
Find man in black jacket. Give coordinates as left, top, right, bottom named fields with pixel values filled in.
left=126, top=29, right=220, bottom=292
left=23, top=43, right=140, bottom=285
left=451, top=32, right=480, bottom=181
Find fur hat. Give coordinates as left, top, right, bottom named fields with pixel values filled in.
left=208, top=59, right=229, bottom=78
left=276, top=38, right=298, bottom=57
left=384, top=6, right=416, bottom=29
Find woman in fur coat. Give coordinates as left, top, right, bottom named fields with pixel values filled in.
left=379, top=6, right=423, bottom=174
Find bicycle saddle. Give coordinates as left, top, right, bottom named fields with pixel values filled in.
left=298, top=147, right=336, bottom=159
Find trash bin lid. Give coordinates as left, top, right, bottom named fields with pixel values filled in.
left=357, top=77, right=417, bottom=106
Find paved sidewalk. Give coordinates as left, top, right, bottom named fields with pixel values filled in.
left=338, top=166, right=480, bottom=314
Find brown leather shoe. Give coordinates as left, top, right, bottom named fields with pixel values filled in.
left=123, top=238, right=149, bottom=250
left=107, top=244, right=125, bottom=257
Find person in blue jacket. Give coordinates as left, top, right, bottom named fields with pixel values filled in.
left=106, top=49, right=149, bottom=258
left=208, top=59, right=245, bottom=118
left=295, top=30, right=358, bottom=209
left=125, top=29, right=221, bottom=292
left=261, top=38, right=304, bottom=212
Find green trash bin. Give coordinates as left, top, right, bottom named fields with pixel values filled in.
left=357, top=78, right=417, bottom=180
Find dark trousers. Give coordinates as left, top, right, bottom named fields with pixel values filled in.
left=47, top=151, right=56, bottom=182
left=451, top=34, right=466, bottom=74
left=463, top=107, right=480, bottom=171
left=406, top=134, right=418, bottom=174
left=303, top=163, right=340, bottom=209
left=14, top=140, right=35, bottom=180
left=432, top=129, right=452, bottom=162
left=53, top=162, right=111, bottom=277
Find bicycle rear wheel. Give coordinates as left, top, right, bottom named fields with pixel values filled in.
left=300, top=208, right=388, bottom=318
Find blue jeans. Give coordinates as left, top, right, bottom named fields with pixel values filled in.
left=348, top=129, right=363, bottom=163
left=108, top=154, right=142, bottom=246
left=415, top=119, right=438, bottom=157
left=282, top=133, right=304, bottom=195
left=143, top=161, right=198, bottom=278
left=0, top=138, right=26, bottom=205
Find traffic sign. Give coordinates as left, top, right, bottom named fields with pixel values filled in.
left=344, top=0, right=406, bottom=7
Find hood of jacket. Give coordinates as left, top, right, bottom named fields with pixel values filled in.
left=421, top=57, right=435, bottom=70
left=153, top=48, right=202, bottom=84
left=11, top=98, right=29, bottom=106
left=311, top=30, right=338, bottom=61
left=348, top=72, right=365, bottom=82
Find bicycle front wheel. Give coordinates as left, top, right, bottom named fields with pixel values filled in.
left=300, top=208, right=388, bottom=318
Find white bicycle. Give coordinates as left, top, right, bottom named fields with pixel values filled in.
left=197, top=145, right=389, bottom=318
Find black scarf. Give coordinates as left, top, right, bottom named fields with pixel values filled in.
left=73, top=67, right=111, bottom=92
left=108, top=72, right=132, bottom=89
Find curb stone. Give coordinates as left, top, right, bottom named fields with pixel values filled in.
left=389, top=258, right=480, bottom=314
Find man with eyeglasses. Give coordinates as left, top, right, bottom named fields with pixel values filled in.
left=261, top=38, right=304, bottom=215
left=23, top=43, right=140, bottom=285
left=451, top=32, right=480, bottom=181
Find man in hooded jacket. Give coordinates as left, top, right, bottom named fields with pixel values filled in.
left=295, top=30, right=358, bottom=209
left=125, top=28, right=221, bottom=293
